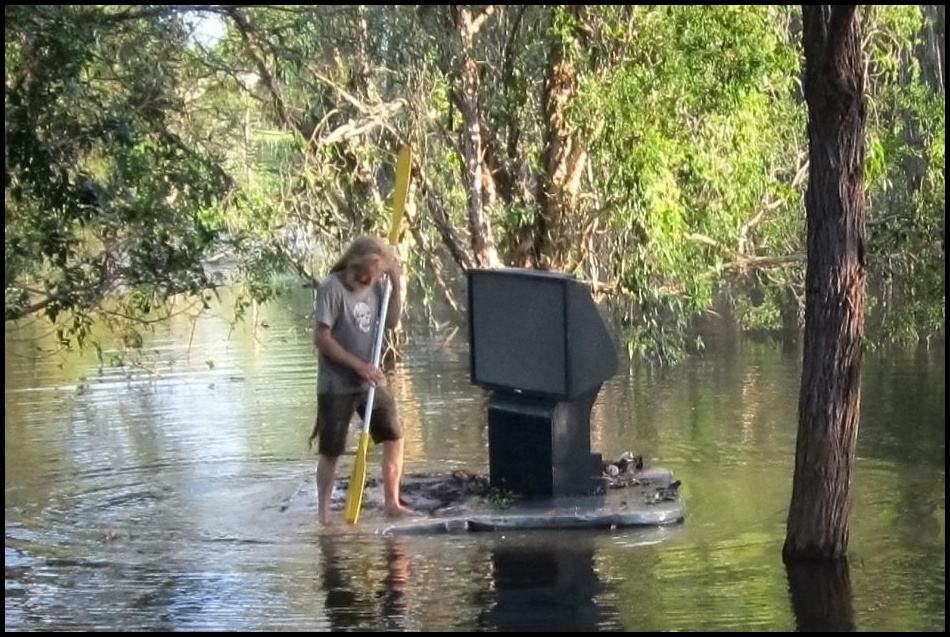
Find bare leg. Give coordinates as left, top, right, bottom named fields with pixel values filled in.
left=317, top=455, right=339, bottom=525
left=382, top=438, right=413, bottom=518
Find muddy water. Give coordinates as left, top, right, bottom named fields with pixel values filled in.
left=5, top=291, right=944, bottom=630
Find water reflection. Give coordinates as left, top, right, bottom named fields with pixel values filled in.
left=318, top=535, right=412, bottom=631
left=318, top=535, right=367, bottom=630
left=379, top=537, right=411, bottom=630
left=786, top=559, right=855, bottom=632
left=477, top=533, right=609, bottom=632
left=4, top=288, right=945, bottom=631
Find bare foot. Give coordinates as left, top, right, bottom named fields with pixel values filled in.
left=318, top=523, right=347, bottom=536
left=385, top=504, right=420, bottom=520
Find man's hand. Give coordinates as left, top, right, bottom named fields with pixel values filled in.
left=315, top=325, right=385, bottom=385
left=356, top=361, right=385, bottom=386
left=386, top=257, right=402, bottom=285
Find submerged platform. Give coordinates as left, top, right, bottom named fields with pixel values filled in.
left=378, top=466, right=683, bottom=536
left=279, top=459, right=685, bottom=536
left=376, top=468, right=685, bottom=535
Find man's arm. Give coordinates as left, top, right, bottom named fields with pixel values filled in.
left=314, top=325, right=384, bottom=385
left=384, top=258, right=403, bottom=330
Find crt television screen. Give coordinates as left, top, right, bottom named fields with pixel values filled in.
left=469, top=270, right=568, bottom=396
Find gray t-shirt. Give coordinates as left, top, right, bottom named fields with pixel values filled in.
left=314, top=272, right=384, bottom=394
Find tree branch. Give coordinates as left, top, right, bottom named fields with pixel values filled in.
left=470, top=5, right=501, bottom=36
left=224, top=7, right=301, bottom=136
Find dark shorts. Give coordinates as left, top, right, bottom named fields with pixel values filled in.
left=313, top=387, right=402, bottom=457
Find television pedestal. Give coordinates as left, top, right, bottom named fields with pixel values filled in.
left=487, top=385, right=606, bottom=497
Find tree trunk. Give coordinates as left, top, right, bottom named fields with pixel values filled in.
left=536, top=5, right=587, bottom=271
left=921, top=5, right=945, bottom=91
left=456, top=6, right=500, bottom=268
left=784, top=6, right=867, bottom=563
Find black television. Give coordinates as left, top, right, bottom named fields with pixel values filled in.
left=467, top=268, right=618, bottom=400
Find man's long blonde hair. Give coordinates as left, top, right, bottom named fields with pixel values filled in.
left=330, top=236, right=393, bottom=282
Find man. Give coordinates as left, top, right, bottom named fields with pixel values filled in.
left=309, top=236, right=413, bottom=524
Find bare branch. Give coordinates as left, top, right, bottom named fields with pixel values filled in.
left=414, top=170, right=475, bottom=271
left=721, top=254, right=807, bottom=271
left=271, top=239, right=318, bottom=287
left=308, top=66, right=370, bottom=114
left=223, top=7, right=301, bottom=136
left=319, top=100, right=406, bottom=146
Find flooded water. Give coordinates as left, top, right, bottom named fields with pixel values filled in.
left=5, top=290, right=945, bottom=631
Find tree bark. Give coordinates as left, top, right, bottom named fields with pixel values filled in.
left=455, top=6, right=500, bottom=268
left=536, top=5, right=587, bottom=270
left=921, top=5, right=945, bottom=91
left=784, top=5, right=867, bottom=563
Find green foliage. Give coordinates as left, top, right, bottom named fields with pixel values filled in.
left=5, top=6, right=233, bottom=347
left=573, top=6, right=942, bottom=357
left=861, top=6, right=945, bottom=346
left=575, top=6, right=804, bottom=358
left=5, top=5, right=944, bottom=361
